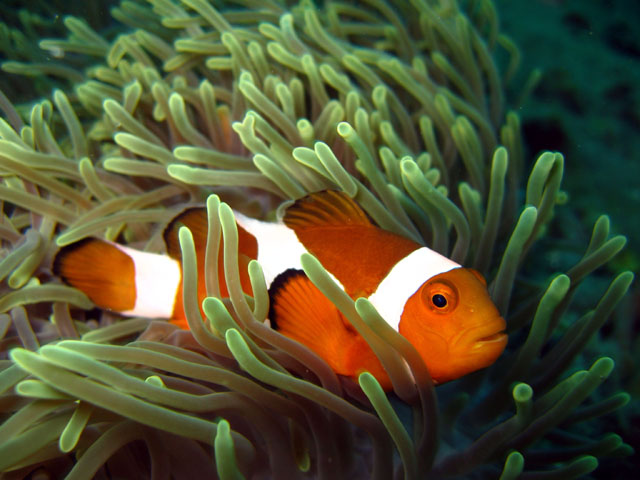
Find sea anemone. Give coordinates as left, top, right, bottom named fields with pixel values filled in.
left=0, top=0, right=634, bottom=478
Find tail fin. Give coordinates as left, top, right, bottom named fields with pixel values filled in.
left=53, top=238, right=136, bottom=311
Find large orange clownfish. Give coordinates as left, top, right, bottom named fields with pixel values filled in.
left=54, top=191, right=507, bottom=389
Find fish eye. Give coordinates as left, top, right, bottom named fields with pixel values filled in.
left=421, top=280, right=458, bottom=313
left=432, top=294, right=447, bottom=308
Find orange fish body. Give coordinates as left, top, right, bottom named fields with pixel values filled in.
left=54, top=191, right=507, bottom=389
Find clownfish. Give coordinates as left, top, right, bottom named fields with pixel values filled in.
left=54, top=191, right=507, bottom=389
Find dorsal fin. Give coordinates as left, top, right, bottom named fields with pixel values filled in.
left=53, top=238, right=136, bottom=311
left=284, top=190, right=372, bottom=230
left=163, top=207, right=258, bottom=323
left=281, top=190, right=419, bottom=298
left=163, top=207, right=209, bottom=259
left=163, top=207, right=259, bottom=262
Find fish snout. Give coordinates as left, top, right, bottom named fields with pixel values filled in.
left=423, top=314, right=507, bottom=384
left=467, top=315, right=508, bottom=356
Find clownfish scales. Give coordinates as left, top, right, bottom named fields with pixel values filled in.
left=54, top=191, right=507, bottom=389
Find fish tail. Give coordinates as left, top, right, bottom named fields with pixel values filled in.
left=53, top=238, right=137, bottom=311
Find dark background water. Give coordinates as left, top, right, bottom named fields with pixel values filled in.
left=496, top=0, right=640, bottom=269
left=495, top=2, right=640, bottom=475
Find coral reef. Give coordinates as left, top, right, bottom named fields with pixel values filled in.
left=0, top=0, right=634, bottom=478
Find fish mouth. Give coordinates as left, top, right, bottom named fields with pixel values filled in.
left=472, top=331, right=508, bottom=349
left=463, top=315, right=507, bottom=350
left=450, top=315, right=507, bottom=355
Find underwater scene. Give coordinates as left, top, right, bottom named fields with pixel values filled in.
left=0, top=0, right=638, bottom=478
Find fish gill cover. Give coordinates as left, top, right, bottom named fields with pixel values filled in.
left=0, top=0, right=635, bottom=478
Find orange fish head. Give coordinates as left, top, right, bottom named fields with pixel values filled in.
left=398, top=267, right=507, bottom=384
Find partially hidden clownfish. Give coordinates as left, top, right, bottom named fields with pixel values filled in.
left=54, top=190, right=507, bottom=389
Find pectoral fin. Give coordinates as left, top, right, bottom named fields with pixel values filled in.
left=269, top=269, right=389, bottom=389
left=269, top=269, right=356, bottom=376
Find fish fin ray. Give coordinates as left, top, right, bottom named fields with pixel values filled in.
left=163, top=207, right=257, bottom=298
left=53, top=238, right=136, bottom=311
left=163, top=207, right=258, bottom=261
left=163, top=207, right=209, bottom=259
left=269, top=269, right=354, bottom=375
left=283, top=190, right=372, bottom=230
